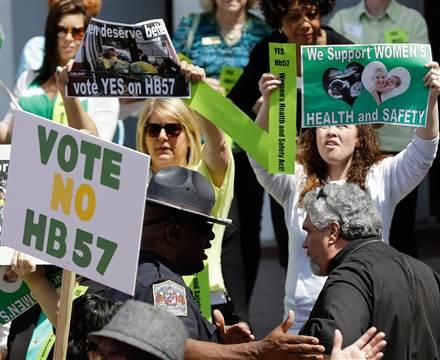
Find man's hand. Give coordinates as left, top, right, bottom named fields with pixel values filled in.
left=0, top=346, right=7, bottom=360
left=330, top=327, right=386, bottom=360
left=257, top=310, right=325, bottom=359
left=213, top=309, right=254, bottom=344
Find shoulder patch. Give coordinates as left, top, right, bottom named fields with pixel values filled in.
left=152, top=280, right=188, bottom=317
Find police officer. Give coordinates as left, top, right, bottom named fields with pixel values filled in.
left=103, top=166, right=232, bottom=341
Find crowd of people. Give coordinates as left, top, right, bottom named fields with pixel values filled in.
left=0, top=0, right=439, bottom=359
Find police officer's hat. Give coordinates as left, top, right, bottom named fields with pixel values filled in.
left=146, top=166, right=231, bottom=225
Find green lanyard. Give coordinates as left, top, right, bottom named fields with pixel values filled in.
left=183, top=262, right=211, bottom=321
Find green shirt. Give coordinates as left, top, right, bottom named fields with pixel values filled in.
left=329, top=0, right=429, bottom=152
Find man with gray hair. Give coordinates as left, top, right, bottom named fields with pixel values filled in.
left=299, top=183, right=440, bottom=359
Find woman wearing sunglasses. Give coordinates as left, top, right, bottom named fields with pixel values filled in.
left=0, top=0, right=119, bottom=143
left=136, top=70, right=236, bottom=325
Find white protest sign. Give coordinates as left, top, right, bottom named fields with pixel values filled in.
left=1, top=110, right=150, bottom=295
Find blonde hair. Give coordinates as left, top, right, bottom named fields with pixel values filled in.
left=136, top=98, right=202, bottom=168
left=200, top=0, right=259, bottom=11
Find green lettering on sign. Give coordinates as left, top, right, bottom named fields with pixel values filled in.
left=269, top=42, right=296, bottom=174
left=47, top=218, right=67, bottom=258
left=57, top=135, right=78, bottom=172
left=80, top=141, right=102, bottom=181
left=23, top=209, right=46, bottom=251
left=96, top=237, right=118, bottom=275
left=37, top=126, right=58, bottom=165
left=72, top=229, right=93, bottom=268
left=101, top=148, right=122, bottom=190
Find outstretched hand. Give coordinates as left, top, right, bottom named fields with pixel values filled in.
left=330, top=327, right=386, bottom=360
left=257, top=310, right=325, bottom=359
left=213, top=309, right=254, bottom=344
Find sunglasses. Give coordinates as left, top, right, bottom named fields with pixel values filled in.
left=56, top=25, right=85, bottom=41
left=145, top=123, right=183, bottom=138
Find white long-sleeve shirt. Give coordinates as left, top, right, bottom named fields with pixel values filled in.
left=250, top=132, right=438, bottom=333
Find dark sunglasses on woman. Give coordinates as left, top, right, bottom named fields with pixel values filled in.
left=145, top=123, right=183, bottom=138
left=56, top=25, right=85, bottom=41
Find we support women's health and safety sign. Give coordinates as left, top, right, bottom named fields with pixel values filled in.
left=1, top=111, right=150, bottom=295
left=302, top=44, right=432, bottom=128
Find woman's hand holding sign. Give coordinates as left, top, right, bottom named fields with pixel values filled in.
left=418, top=61, right=440, bottom=140
left=180, top=60, right=206, bottom=83
left=10, top=251, right=60, bottom=326
left=55, top=59, right=99, bottom=136
left=255, top=73, right=282, bottom=131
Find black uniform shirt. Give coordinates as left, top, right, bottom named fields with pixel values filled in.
left=103, top=250, right=217, bottom=342
left=300, top=238, right=440, bottom=359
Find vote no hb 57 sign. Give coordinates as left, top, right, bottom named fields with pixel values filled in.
left=1, top=110, right=150, bottom=295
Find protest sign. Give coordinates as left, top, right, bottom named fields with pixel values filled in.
left=302, top=44, right=432, bottom=128
left=219, top=66, right=243, bottom=95
left=185, top=81, right=270, bottom=170
left=269, top=43, right=296, bottom=174
left=0, top=145, right=9, bottom=243
left=0, top=267, right=62, bottom=325
left=67, top=18, right=190, bottom=98
left=1, top=110, right=150, bottom=295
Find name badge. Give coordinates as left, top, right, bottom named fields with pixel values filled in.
left=201, top=36, right=222, bottom=46
left=384, top=28, right=409, bottom=43
left=343, top=23, right=363, bottom=38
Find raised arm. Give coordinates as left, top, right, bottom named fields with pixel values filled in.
left=197, top=112, right=230, bottom=188
left=10, top=251, right=60, bottom=326
left=180, top=60, right=230, bottom=188
left=417, top=61, right=440, bottom=140
left=55, top=60, right=99, bottom=136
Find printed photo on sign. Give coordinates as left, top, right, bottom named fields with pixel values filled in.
left=322, top=62, right=364, bottom=107
left=302, top=44, right=432, bottom=128
left=67, top=18, right=190, bottom=98
left=361, top=61, right=410, bottom=105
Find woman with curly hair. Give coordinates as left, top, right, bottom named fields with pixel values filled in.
left=251, top=63, right=440, bottom=333
left=226, top=0, right=351, bottom=312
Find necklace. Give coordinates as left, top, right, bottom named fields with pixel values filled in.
left=220, top=21, right=245, bottom=47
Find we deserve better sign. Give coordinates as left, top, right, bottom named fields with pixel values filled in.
left=2, top=111, right=150, bottom=295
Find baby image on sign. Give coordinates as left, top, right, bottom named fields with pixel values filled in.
left=301, top=44, right=432, bottom=128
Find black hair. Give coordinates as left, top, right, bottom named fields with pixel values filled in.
left=34, top=0, right=89, bottom=85
left=67, top=293, right=122, bottom=359
left=260, top=0, right=336, bottom=28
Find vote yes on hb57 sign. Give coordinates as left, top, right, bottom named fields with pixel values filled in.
left=1, top=110, right=150, bottom=295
